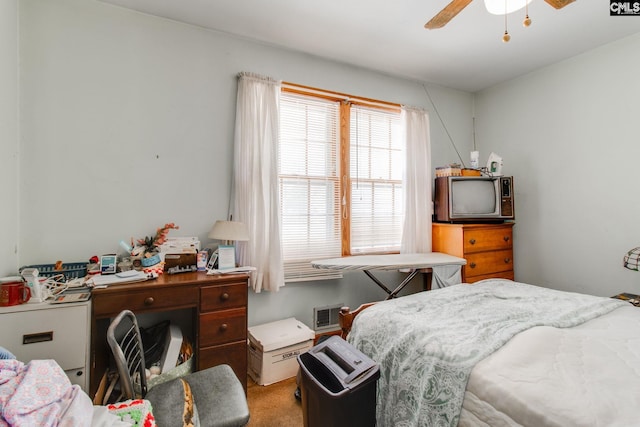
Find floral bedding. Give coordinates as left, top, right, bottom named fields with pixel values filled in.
left=0, top=359, right=94, bottom=426
left=347, top=279, right=625, bottom=427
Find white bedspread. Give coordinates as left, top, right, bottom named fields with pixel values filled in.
left=461, top=304, right=640, bottom=427
left=347, top=279, right=626, bottom=427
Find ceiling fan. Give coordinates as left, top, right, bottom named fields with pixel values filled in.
left=424, top=0, right=575, bottom=30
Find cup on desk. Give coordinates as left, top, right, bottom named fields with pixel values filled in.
left=0, top=281, right=31, bottom=306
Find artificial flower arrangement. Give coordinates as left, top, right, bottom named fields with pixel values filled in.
left=130, top=223, right=179, bottom=268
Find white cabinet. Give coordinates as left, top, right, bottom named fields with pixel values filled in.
left=0, top=301, right=91, bottom=392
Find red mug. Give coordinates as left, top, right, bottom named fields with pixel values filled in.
left=0, top=281, right=31, bottom=306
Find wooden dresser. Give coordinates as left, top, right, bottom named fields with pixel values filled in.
left=432, top=222, right=514, bottom=283
left=90, top=271, right=249, bottom=397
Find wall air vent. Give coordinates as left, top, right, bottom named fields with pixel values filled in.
left=313, top=303, right=343, bottom=332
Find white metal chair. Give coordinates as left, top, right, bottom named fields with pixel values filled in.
left=107, top=309, right=250, bottom=427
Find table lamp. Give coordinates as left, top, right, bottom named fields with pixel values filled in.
left=208, top=220, right=249, bottom=269
left=623, top=247, right=640, bottom=271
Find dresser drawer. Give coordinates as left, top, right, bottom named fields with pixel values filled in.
left=93, top=286, right=198, bottom=317
left=0, top=304, right=88, bottom=371
left=465, top=249, right=513, bottom=277
left=199, top=307, right=246, bottom=347
left=200, top=283, right=247, bottom=312
left=463, top=227, right=513, bottom=253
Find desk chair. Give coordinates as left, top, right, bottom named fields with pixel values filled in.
left=107, top=310, right=250, bottom=427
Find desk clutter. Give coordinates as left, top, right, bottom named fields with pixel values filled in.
left=0, top=222, right=226, bottom=305
left=1, top=222, right=253, bottom=406
left=137, top=321, right=194, bottom=388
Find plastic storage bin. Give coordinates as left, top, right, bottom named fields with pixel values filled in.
left=297, top=336, right=380, bottom=427
left=20, top=262, right=87, bottom=280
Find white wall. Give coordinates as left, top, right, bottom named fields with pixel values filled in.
left=474, top=33, right=640, bottom=298
left=0, top=0, right=19, bottom=277
left=17, top=0, right=473, bottom=327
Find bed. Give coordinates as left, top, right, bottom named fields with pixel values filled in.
left=0, top=354, right=154, bottom=427
left=339, top=279, right=640, bottom=427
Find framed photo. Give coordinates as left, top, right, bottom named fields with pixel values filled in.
left=101, top=254, right=118, bottom=274
left=217, top=245, right=236, bottom=270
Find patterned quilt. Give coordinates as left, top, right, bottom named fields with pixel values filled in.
left=347, top=279, right=625, bottom=427
left=0, top=359, right=94, bottom=426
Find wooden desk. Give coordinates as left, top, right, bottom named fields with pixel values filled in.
left=90, top=271, right=249, bottom=397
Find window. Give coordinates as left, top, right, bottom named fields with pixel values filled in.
left=278, top=84, right=403, bottom=281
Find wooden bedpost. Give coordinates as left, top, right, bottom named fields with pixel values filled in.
left=339, top=302, right=379, bottom=338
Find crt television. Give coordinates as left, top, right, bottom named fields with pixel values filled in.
left=434, top=176, right=514, bottom=223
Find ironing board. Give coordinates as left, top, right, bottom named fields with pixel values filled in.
left=311, top=253, right=466, bottom=299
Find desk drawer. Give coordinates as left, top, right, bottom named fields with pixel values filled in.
left=463, top=227, right=513, bottom=253
left=93, top=286, right=198, bottom=317
left=465, top=249, right=513, bottom=277
left=199, top=341, right=247, bottom=388
left=199, top=307, right=246, bottom=347
left=201, top=283, right=247, bottom=312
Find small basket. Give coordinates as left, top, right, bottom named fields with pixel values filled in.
left=148, top=355, right=193, bottom=389
left=20, top=262, right=88, bottom=280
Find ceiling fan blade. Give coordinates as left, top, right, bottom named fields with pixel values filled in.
left=544, top=0, right=576, bottom=9
left=425, top=0, right=474, bottom=30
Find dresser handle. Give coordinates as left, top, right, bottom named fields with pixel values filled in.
left=144, top=297, right=154, bottom=306
left=469, top=262, right=476, bottom=269
left=219, top=323, right=228, bottom=332
left=504, top=236, right=510, bottom=242
left=504, top=258, right=511, bottom=264
left=469, top=239, right=476, bottom=245
left=220, top=292, right=230, bottom=301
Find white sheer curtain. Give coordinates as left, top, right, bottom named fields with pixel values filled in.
left=400, top=106, right=432, bottom=254
left=231, top=72, right=284, bottom=292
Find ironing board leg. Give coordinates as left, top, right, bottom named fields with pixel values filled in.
left=363, top=269, right=421, bottom=300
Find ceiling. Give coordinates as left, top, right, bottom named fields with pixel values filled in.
left=99, top=0, right=640, bottom=92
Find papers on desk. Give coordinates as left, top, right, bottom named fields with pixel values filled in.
left=206, top=266, right=256, bottom=275
left=89, top=270, right=153, bottom=287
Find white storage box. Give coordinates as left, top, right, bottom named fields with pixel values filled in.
left=248, top=317, right=315, bottom=385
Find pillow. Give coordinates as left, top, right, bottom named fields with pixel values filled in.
left=145, top=378, right=199, bottom=427
left=106, top=399, right=156, bottom=427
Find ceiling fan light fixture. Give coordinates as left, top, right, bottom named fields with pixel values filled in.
left=484, top=0, right=533, bottom=15
left=523, top=0, right=532, bottom=27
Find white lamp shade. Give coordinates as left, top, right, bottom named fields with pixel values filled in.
left=208, top=220, right=249, bottom=241
left=484, top=0, right=532, bottom=15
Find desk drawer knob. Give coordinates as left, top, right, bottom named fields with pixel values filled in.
left=469, top=262, right=477, bottom=269
left=469, top=239, right=476, bottom=245
left=219, top=323, right=228, bottom=332
left=504, top=258, right=512, bottom=264
left=144, top=297, right=155, bottom=306
left=504, top=236, right=510, bottom=242
left=220, top=292, right=230, bottom=301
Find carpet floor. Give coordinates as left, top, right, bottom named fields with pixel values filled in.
left=246, top=376, right=303, bottom=427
